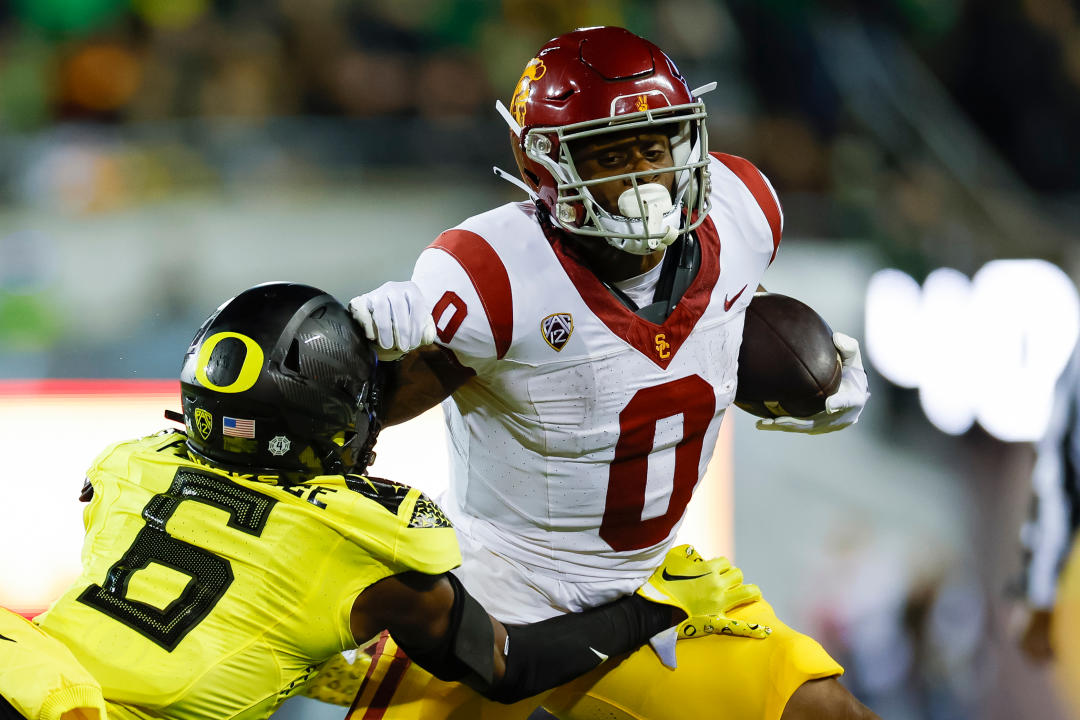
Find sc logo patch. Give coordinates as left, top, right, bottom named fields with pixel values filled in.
left=541, top=313, right=573, bottom=351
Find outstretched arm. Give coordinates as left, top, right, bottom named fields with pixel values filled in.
left=350, top=281, right=474, bottom=426
left=351, top=571, right=674, bottom=703
left=379, top=347, right=474, bottom=425
left=351, top=546, right=767, bottom=704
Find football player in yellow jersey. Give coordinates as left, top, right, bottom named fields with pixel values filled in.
left=0, top=282, right=767, bottom=720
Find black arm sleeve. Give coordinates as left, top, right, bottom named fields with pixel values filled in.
left=392, top=574, right=674, bottom=705
left=0, top=695, right=27, bottom=720
left=488, top=593, right=674, bottom=704
left=389, top=572, right=492, bottom=685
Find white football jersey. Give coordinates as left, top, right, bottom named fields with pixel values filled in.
left=411, top=153, right=783, bottom=619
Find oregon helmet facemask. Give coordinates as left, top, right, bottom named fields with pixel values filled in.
left=180, top=282, right=380, bottom=482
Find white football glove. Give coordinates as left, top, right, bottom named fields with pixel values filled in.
left=348, top=281, right=437, bottom=362
left=756, top=331, right=869, bottom=434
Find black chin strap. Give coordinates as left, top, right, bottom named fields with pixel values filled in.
left=600, top=233, right=702, bottom=324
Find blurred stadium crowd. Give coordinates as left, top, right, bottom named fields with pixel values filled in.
left=0, top=0, right=1078, bottom=241
left=2, top=0, right=1079, bottom=353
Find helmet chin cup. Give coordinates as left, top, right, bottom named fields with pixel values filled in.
left=617, top=183, right=672, bottom=218
left=557, top=201, right=577, bottom=225
left=601, top=218, right=679, bottom=255
left=618, top=183, right=674, bottom=240
left=598, top=184, right=681, bottom=255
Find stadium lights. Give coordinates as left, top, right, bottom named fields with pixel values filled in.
left=865, top=260, right=1080, bottom=441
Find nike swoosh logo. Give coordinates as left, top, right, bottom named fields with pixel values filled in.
left=662, top=569, right=711, bottom=582
left=589, top=647, right=609, bottom=662
left=0, top=632, right=14, bottom=642
left=724, top=285, right=748, bottom=311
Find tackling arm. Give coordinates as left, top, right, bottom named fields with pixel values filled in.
left=350, top=545, right=769, bottom=703
left=350, top=571, right=677, bottom=704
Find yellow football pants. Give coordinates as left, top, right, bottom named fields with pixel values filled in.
left=1052, top=542, right=1080, bottom=719
left=338, top=599, right=842, bottom=720
left=0, top=609, right=107, bottom=720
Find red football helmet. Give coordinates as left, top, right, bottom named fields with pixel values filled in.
left=496, top=26, right=712, bottom=255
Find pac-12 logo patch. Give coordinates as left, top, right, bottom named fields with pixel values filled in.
left=541, top=313, right=573, bottom=351
left=194, top=408, right=213, bottom=440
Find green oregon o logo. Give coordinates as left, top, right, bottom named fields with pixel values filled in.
left=195, top=332, right=264, bottom=393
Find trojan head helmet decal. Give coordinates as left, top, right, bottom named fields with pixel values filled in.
left=511, top=57, right=546, bottom=126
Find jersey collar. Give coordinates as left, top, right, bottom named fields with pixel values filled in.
left=546, top=216, right=721, bottom=369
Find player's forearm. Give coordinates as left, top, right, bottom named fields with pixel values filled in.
left=482, top=595, right=680, bottom=704
left=380, top=347, right=474, bottom=425
left=388, top=574, right=677, bottom=704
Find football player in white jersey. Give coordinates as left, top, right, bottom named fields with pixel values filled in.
left=342, top=26, right=875, bottom=720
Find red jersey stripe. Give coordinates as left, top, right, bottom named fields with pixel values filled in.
left=362, top=643, right=412, bottom=720
left=710, top=153, right=782, bottom=263
left=430, top=230, right=514, bottom=359
left=346, top=633, right=389, bottom=718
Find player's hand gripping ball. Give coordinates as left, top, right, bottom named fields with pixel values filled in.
left=637, top=545, right=770, bottom=668
left=735, top=293, right=869, bottom=434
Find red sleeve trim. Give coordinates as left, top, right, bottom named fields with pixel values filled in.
left=3, top=608, right=43, bottom=620
left=711, top=152, right=782, bottom=263
left=0, top=379, right=177, bottom=396
left=429, top=229, right=514, bottom=360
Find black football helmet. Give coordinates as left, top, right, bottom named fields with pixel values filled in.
left=180, top=282, right=380, bottom=481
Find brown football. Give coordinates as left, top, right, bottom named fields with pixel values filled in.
left=734, top=293, right=843, bottom=418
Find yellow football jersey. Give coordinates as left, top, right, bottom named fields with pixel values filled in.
left=35, top=430, right=460, bottom=720
left=0, top=607, right=107, bottom=720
